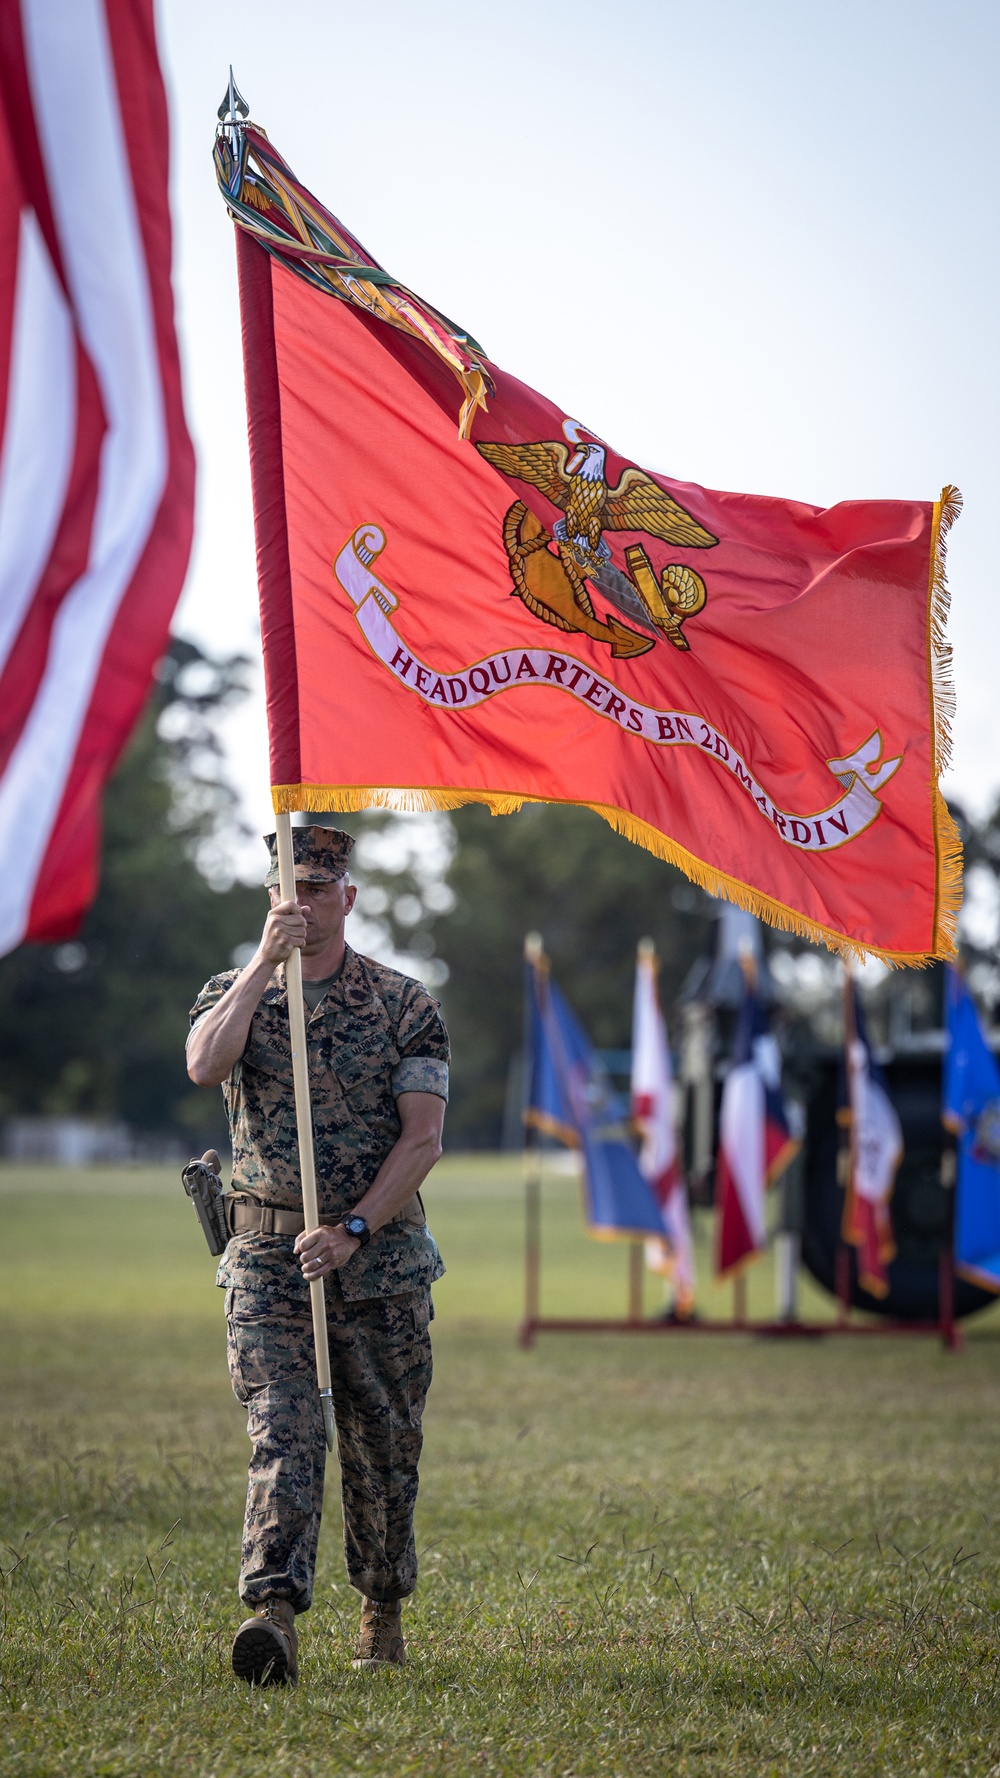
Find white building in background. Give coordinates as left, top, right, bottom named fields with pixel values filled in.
left=3, top=1117, right=181, bottom=1166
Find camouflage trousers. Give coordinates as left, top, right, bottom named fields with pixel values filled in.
left=225, top=1269, right=432, bottom=1612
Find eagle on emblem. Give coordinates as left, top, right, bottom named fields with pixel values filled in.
left=477, top=435, right=717, bottom=575
left=476, top=425, right=718, bottom=657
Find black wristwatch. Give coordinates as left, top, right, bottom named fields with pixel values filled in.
left=340, top=1213, right=371, bottom=1249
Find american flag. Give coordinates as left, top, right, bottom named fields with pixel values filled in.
left=0, top=0, right=193, bottom=953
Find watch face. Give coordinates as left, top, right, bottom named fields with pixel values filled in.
left=345, top=1217, right=366, bottom=1235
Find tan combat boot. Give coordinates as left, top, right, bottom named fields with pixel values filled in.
left=352, top=1597, right=405, bottom=1668
left=231, top=1598, right=298, bottom=1686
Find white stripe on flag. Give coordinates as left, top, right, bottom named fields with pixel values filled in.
left=719, top=1060, right=766, bottom=1247
left=847, top=1038, right=903, bottom=1204
left=0, top=209, right=76, bottom=676
left=0, top=0, right=167, bottom=953
left=631, top=952, right=677, bottom=1186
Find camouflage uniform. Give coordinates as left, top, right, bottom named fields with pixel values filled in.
left=190, top=943, right=449, bottom=1612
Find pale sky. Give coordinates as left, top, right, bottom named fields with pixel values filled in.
left=156, top=0, right=999, bottom=876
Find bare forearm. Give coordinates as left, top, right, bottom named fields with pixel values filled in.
left=186, top=953, right=274, bottom=1087
left=295, top=1090, right=445, bottom=1280
left=353, top=1123, right=443, bottom=1234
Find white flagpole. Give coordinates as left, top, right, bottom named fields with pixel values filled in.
left=276, top=810, right=336, bottom=1452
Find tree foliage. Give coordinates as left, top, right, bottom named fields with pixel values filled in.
left=2, top=647, right=987, bottom=1161
left=0, top=641, right=264, bottom=1145
left=426, top=804, right=715, bottom=1146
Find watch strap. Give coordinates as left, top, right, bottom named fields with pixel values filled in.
left=340, top=1213, right=371, bottom=1248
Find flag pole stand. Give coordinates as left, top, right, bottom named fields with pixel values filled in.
left=937, top=1121, right=961, bottom=1351
left=514, top=938, right=964, bottom=1351
left=276, top=811, right=336, bottom=1451
left=835, top=1243, right=851, bottom=1328
left=938, top=1248, right=961, bottom=1352
left=627, top=1241, right=643, bottom=1324
left=520, top=1136, right=541, bottom=1349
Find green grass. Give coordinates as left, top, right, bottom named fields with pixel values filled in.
left=2, top=1156, right=1000, bottom=1776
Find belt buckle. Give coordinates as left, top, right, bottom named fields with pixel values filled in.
left=226, top=1193, right=262, bottom=1237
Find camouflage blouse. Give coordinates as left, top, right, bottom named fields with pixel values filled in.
left=189, top=946, right=449, bottom=1301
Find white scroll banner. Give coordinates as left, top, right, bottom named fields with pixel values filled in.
left=334, top=524, right=902, bottom=855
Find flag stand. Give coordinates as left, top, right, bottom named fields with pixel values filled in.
left=523, top=1136, right=542, bottom=1335
left=275, top=811, right=336, bottom=1450
left=938, top=1249, right=961, bottom=1352
left=515, top=933, right=963, bottom=1351
left=628, top=1242, right=644, bottom=1324
left=836, top=1244, right=851, bottom=1327
left=518, top=1170, right=963, bottom=1352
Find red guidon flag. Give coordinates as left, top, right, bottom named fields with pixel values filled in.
left=217, top=118, right=960, bottom=964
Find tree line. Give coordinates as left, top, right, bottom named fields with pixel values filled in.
left=0, top=641, right=990, bottom=1153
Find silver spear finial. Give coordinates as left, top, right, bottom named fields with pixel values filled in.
left=217, top=66, right=249, bottom=128
left=215, top=68, right=250, bottom=199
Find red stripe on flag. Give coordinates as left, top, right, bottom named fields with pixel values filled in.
left=0, top=0, right=68, bottom=289
left=0, top=341, right=106, bottom=785
left=23, top=0, right=194, bottom=944
left=237, top=232, right=300, bottom=791
left=715, top=1146, right=759, bottom=1277
left=843, top=1185, right=896, bottom=1300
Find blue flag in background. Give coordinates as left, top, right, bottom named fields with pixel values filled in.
left=524, top=952, right=664, bottom=1240
left=943, top=968, right=1000, bottom=1293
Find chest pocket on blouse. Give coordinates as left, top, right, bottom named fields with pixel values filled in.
left=242, top=1018, right=291, bottom=1083
left=326, top=1001, right=399, bottom=1111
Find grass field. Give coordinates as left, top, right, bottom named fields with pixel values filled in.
left=1, top=1155, right=999, bottom=1777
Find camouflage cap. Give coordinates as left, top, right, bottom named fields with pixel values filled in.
left=263, top=824, right=355, bottom=888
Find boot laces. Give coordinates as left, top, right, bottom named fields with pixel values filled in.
left=365, top=1601, right=399, bottom=1657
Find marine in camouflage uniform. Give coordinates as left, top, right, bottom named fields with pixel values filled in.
left=187, top=825, right=449, bottom=1679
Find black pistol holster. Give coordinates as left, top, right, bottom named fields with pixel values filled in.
left=182, top=1149, right=229, bottom=1256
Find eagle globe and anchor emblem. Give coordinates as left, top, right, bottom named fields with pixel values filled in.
left=475, top=421, right=719, bottom=660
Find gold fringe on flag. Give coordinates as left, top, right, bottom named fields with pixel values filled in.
left=928, top=485, right=963, bottom=961
left=272, top=759, right=957, bottom=968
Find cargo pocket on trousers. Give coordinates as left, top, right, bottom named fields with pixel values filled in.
left=225, top=1287, right=285, bottom=1407
left=406, top=1293, right=433, bottom=1427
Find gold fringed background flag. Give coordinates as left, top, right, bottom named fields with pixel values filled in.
left=217, top=117, right=961, bottom=965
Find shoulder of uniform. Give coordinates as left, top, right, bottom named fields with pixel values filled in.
left=190, top=967, right=241, bottom=1026
left=354, top=952, right=436, bottom=1010
left=202, top=967, right=241, bottom=996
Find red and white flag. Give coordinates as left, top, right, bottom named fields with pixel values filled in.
left=715, top=976, right=797, bottom=1276
left=841, top=977, right=902, bottom=1298
left=0, top=0, right=194, bottom=953
left=631, top=940, right=696, bottom=1316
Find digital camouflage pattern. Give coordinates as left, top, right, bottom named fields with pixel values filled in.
left=262, top=823, right=355, bottom=888
left=189, top=945, right=449, bottom=1301
left=191, top=942, right=447, bottom=1610
left=226, top=1261, right=432, bottom=1609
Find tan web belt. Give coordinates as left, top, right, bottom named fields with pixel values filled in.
left=225, top=1195, right=335, bottom=1239
left=224, top=1191, right=426, bottom=1240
